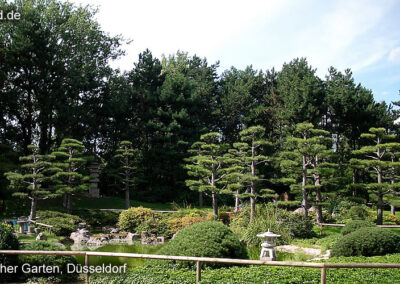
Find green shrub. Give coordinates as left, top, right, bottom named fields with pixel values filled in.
left=284, top=213, right=315, bottom=238
left=20, top=241, right=78, bottom=283
left=36, top=211, right=83, bottom=236
left=0, top=223, right=19, bottom=282
left=384, top=214, right=400, bottom=225
left=37, top=210, right=83, bottom=223
left=331, top=227, right=400, bottom=257
left=136, top=215, right=169, bottom=237
left=40, top=217, right=76, bottom=236
left=166, top=215, right=206, bottom=237
left=341, top=220, right=375, bottom=235
left=75, top=209, right=120, bottom=227
left=118, top=207, right=155, bottom=232
left=158, top=221, right=247, bottom=267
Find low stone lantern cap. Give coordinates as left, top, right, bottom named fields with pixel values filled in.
left=256, top=229, right=281, bottom=239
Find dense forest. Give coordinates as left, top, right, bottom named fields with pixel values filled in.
left=1, top=0, right=399, bottom=224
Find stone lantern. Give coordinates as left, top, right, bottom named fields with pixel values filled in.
left=257, top=229, right=281, bottom=261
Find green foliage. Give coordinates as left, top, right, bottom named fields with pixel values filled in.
left=52, top=138, right=90, bottom=213
left=36, top=210, right=82, bottom=236
left=37, top=210, right=83, bottom=224
left=5, top=144, right=58, bottom=219
left=90, top=254, right=400, bottom=284
left=331, top=227, right=400, bottom=257
left=341, top=220, right=375, bottom=235
left=40, top=217, right=76, bottom=236
left=75, top=209, right=120, bottom=227
left=384, top=214, right=400, bottom=224
left=20, top=241, right=78, bottom=283
left=185, top=132, right=234, bottom=215
left=0, top=223, right=19, bottom=282
left=118, top=207, right=155, bottom=233
left=230, top=204, right=292, bottom=246
left=114, top=140, right=141, bottom=209
left=158, top=221, right=248, bottom=267
left=285, top=214, right=316, bottom=238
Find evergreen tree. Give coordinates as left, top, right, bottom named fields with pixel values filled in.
left=351, top=128, right=400, bottom=224
left=0, top=145, right=18, bottom=213
left=5, top=145, right=57, bottom=219
left=280, top=123, right=332, bottom=218
left=114, top=141, right=141, bottom=209
left=185, top=133, right=233, bottom=216
left=239, top=126, right=272, bottom=221
left=52, top=139, right=90, bottom=214
left=276, top=58, right=324, bottom=126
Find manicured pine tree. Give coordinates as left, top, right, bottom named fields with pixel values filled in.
left=225, top=142, right=249, bottom=213
left=239, top=126, right=272, bottom=221
left=351, top=128, right=400, bottom=224
left=114, top=141, right=141, bottom=209
left=280, top=123, right=332, bottom=218
left=185, top=132, right=234, bottom=216
left=52, top=139, right=90, bottom=214
left=5, top=144, right=57, bottom=220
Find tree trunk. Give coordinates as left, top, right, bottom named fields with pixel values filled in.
left=250, top=146, right=256, bottom=222
left=29, top=198, right=37, bottom=220
left=1, top=199, right=7, bottom=213
left=391, top=204, right=396, bottom=215
left=67, top=194, right=72, bottom=214
left=199, top=192, right=203, bottom=207
left=212, top=192, right=218, bottom=216
left=315, top=188, right=323, bottom=224
left=63, top=194, right=67, bottom=208
left=234, top=190, right=239, bottom=213
left=302, top=154, right=308, bottom=217
left=284, top=192, right=289, bottom=201
left=125, top=187, right=130, bottom=209
left=377, top=193, right=383, bottom=225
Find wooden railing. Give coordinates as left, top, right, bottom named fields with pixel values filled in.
left=1, top=250, right=400, bottom=284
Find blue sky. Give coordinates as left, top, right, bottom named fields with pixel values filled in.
left=70, top=0, right=400, bottom=103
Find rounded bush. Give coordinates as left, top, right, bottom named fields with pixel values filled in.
left=118, top=206, right=155, bottom=232
left=284, top=214, right=315, bottom=238
left=20, top=241, right=78, bottom=282
left=331, top=227, right=400, bottom=257
left=41, top=217, right=76, bottom=236
left=37, top=211, right=82, bottom=236
left=158, top=221, right=248, bottom=267
left=0, top=223, right=19, bottom=281
left=341, top=220, right=375, bottom=235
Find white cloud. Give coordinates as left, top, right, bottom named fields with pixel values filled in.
left=388, top=47, right=400, bottom=63
left=290, top=0, right=397, bottom=75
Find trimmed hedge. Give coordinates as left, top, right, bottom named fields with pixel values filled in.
left=332, top=227, right=400, bottom=257
left=158, top=221, right=248, bottom=267
left=341, top=220, right=375, bottom=235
